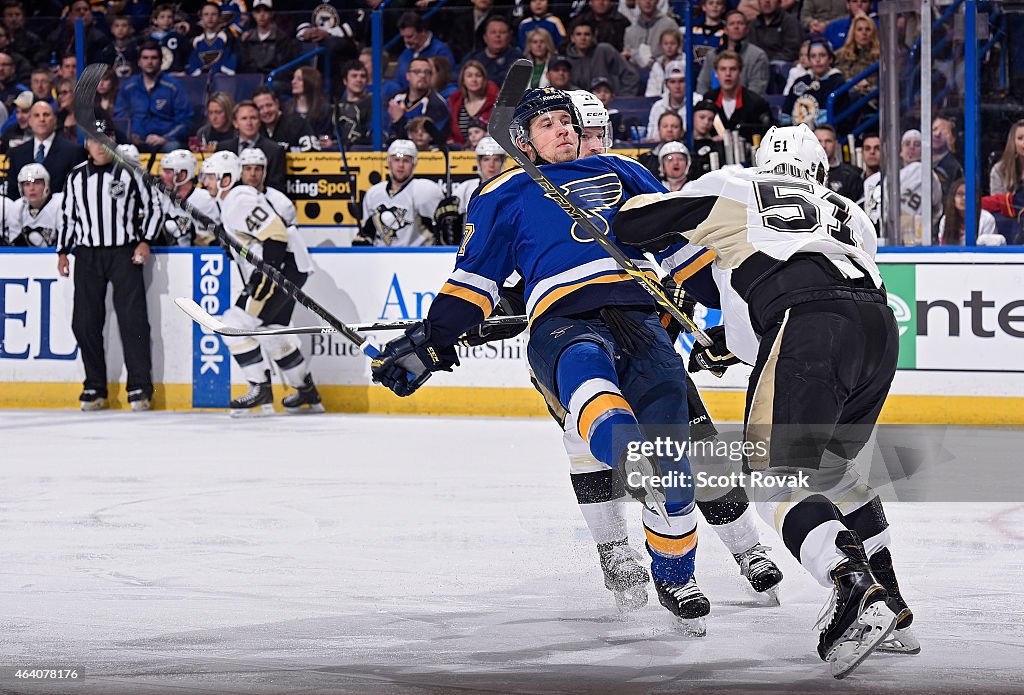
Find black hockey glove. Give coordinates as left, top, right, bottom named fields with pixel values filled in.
left=433, top=196, right=464, bottom=246
left=688, top=325, right=741, bottom=377
left=371, top=322, right=460, bottom=397
left=659, top=278, right=697, bottom=343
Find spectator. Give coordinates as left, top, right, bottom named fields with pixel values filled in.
left=388, top=57, right=450, bottom=140
left=216, top=99, right=286, bottom=191
left=238, top=0, right=296, bottom=84
left=253, top=86, right=319, bottom=153
left=56, top=55, right=77, bottom=83
left=448, top=59, right=498, bottom=147
left=117, top=42, right=194, bottom=152
left=657, top=141, right=691, bottom=192
left=990, top=119, right=1024, bottom=196
left=834, top=13, right=879, bottom=100
left=518, top=0, right=567, bottom=53
left=406, top=116, right=438, bottom=152
left=565, top=19, right=639, bottom=96
left=800, top=0, right=848, bottom=36
left=6, top=100, right=86, bottom=199
left=337, top=60, right=372, bottom=146
left=465, top=119, right=488, bottom=150
left=215, top=0, right=250, bottom=39
left=448, top=0, right=501, bottom=62
left=696, top=10, right=770, bottom=96
left=861, top=131, right=881, bottom=178
left=0, top=51, right=27, bottom=109
left=931, top=117, right=962, bottom=200
left=638, top=110, right=683, bottom=174
left=395, top=11, right=455, bottom=92
left=55, top=78, right=75, bottom=142
left=148, top=3, right=187, bottom=73
left=688, top=99, right=726, bottom=179
left=359, top=46, right=400, bottom=102
left=938, top=179, right=998, bottom=246
left=646, top=60, right=691, bottom=139
left=645, top=28, right=682, bottom=97
left=465, top=15, right=524, bottom=85
left=702, top=50, right=775, bottom=135
left=430, top=54, right=457, bottom=100
left=0, top=89, right=32, bottom=153
left=288, top=67, right=332, bottom=141
left=782, top=39, right=845, bottom=129
left=622, top=0, right=678, bottom=69
left=525, top=28, right=556, bottom=89
left=194, top=91, right=235, bottom=153
left=691, top=0, right=727, bottom=71
left=3, top=1, right=41, bottom=66
left=96, top=14, right=139, bottom=79
left=814, top=124, right=862, bottom=201
left=897, top=129, right=942, bottom=235
left=187, top=2, right=238, bottom=76
left=57, top=118, right=159, bottom=412
left=45, top=0, right=108, bottom=64
left=546, top=55, right=576, bottom=90
left=573, top=0, right=631, bottom=52
left=0, top=24, right=31, bottom=83
left=824, top=0, right=874, bottom=51
left=749, top=0, right=802, bottom=92
left=29, top=67, right=52, bottom=106
left=782, top=39, right=811, bottom=95
left=293, top=3, right=360, bottom=84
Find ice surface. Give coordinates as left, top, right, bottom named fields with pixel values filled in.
left=1, top=411, right=1022, bottom=694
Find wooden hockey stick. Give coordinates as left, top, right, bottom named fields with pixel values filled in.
left=174, top=297, right=527, bottom=338
left=72, top=63, right=390, bottom=363
left=487, top=60, right=713, bottom=348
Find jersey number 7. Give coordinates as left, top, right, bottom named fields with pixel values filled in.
left=753, top=180, right=855, bottom=246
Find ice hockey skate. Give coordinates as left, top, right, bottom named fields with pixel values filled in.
left=870, top=548, right=921, bottom=655
left=282, top=374, right=325, bottom=415
left=231, top=371, right=274, bottom=417
left=597, top=539, right=649, bottom=612
left=733, top=543, right=783, bottom=604
left=816, top=531, right=898, bottom=678
left=655, top=577, right=710, bottom=636
left=79, top=389, right=108, bottom=412
left=127, top=389, right=152, bottom=412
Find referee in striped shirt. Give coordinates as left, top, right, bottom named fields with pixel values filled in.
left=57, top=116, right=160, bottom=411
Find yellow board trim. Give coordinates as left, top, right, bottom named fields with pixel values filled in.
left=3, top=384, right=1024, bottom=425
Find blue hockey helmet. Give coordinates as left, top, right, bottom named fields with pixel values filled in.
left=509, top=87, right=581, bottom=159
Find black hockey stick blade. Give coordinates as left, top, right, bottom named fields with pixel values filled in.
left=174, top=298, right=527, bottom=337
left=73, top=64, right=386, bottom=362
left=487, top=60, right=712, bottom=348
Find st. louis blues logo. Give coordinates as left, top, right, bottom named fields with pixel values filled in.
left=546, top=173, right=622, bottom=243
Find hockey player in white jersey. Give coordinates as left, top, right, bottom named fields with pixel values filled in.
left=658, top=141, right=690, bottom=192
left=201, top=151, right=324, bottom=416
left=353, top=139, right=444, bottom=247
left=569, top=89, right=612, bottom=157
left=613, top=124, right=915, bottom=677
left=2, top=164, right=63, bottom=247
left=451, top=136, right=507, bottom=213
left=158, top=149, right=219, bottom=246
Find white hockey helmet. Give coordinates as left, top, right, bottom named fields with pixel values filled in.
left=755, top=124, right=829, bottom=185
left=161, top=148, right=198, bottom=186
left=387, top=138, right=418, bottom=162
left=17, top=163, right=50, bottom=198
left=239, top=147, right=268, bottom=168
left=115, top=143, right=141, bottom=166
left=475, top=136, right=506, bottom=158
left=658, top=141, right=690, bottom=177
left=202, top=150, right=241, bottom=192
left=569, top=89, right=612, bottom=150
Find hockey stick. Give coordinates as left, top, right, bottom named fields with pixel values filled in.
left=423, top=119, right=452, bottom=198
left=72, top=63, right=390, bottom=365
left=174, top=297, right=527, bottom=337
left=487, top=60, right=712, bottom=348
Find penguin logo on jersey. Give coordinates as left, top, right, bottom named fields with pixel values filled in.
left=553, top=174, right=622, bottom=243
left=372, top=204, right=408, bottom=246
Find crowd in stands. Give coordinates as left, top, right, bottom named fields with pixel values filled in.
left=0, top=0, right=1021, bottom=245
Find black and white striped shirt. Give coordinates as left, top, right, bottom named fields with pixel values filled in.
left=57, top=161, right=160, bottom=254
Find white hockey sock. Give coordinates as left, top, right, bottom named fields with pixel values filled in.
left=710, top=504, right=762, bottom=556
left=579, top=498, right=629, bottom=545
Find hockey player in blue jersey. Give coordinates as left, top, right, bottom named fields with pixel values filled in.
left=371, top=87, right=711, bottom=631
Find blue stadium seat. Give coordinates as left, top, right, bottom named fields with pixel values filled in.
left=211, top=73, right=267, bottom=104
left=765, top=94, right=786, bottom=124
left=175, top=75, right=212, bottom=131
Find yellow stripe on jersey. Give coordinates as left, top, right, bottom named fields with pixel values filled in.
left=672, top=249, right=717, bottom=285
left=439, top=281, right=494, bottom=317
left=577, top=393, right=633, bottom=442
left=529, top=270, right=659, bottom=323
left=255, top=216, right=289, bottom=244
left=644, top=527, right=698, bottom=557
left=479, top=168, right=525, bottom=196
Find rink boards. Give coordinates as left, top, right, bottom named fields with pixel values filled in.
left=0, top=247, right=1022, bottom=424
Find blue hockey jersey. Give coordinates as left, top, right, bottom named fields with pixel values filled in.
left=425, top=153, right=671, bottom=347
